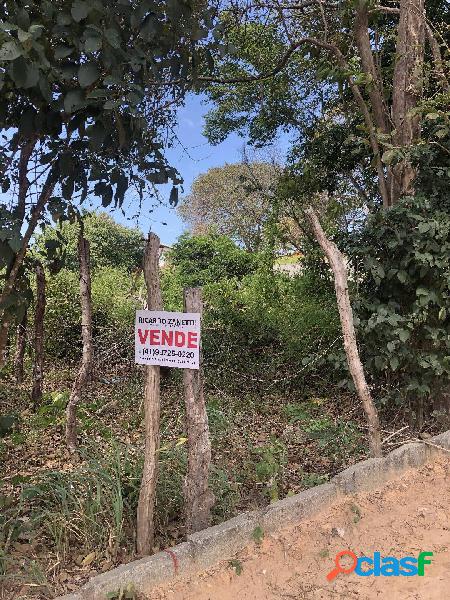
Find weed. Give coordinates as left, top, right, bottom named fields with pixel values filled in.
left=210, top=466, right=240, bottom=523
left=252, top=438, right=287, bottom=501
left=252, top=526, right=264, bottom=545
left=106, top=583, right=137, bottom=599
left=319, top=548, right=330, bottom=559
left=350, top=504, right=362, bottom=523
left=30, top=391, right=68, bottom=429
left=284, top=401, right=362, bottom=461
left=229, top=559, right=243, bottom=576
left=300, top=472, right=329, bottom=489
left=21, top=442, right=130, bottom=561
left=206, top=398, right=229, bottom=440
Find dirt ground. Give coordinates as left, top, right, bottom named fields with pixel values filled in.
left=153, top=458, right=450, bottom=600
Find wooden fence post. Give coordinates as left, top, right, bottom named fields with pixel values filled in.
left=65, top=230, right=93, bottom=451
left=31, top=261, right=45, bottom=405
left=136, top=232, right=162, bottom=555
left=183, top=287, right=214, bottom=533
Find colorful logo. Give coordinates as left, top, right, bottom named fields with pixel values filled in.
left=327, top=550, right=433, bottom=580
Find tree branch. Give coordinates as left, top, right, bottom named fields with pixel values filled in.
left=17, top=138, right=37, bottom=224
left=354, top=2, right=390, bottom=134
left=0, top=165, right=58, bottom=311
left=425, top=23, right=449, bottom=90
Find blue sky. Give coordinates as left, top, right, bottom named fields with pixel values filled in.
left=114, top=93, right=290, bottom=245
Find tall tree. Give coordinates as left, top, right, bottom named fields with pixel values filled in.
left=0, top=0, right=221, bottom=364
left=201, top=0, right=448, bottom=208
left=178, top=162, right=280, bottom=251
left=37, top=212, right=145, bottom=272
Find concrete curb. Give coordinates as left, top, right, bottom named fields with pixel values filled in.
left=56, top=430, right=449, bottom=600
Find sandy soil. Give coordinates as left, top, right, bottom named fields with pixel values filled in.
left=152, top=458, right=450, bottom=600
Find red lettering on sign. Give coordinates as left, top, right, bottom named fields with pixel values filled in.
left=138, top=329, right=149, bottom=344
left=149, top=330, right=160, bottom=345
left=187, top=332, right=198, bottom=348
left=161, top=330, right=174, bottom=346
left=174, top=331, right=186, bottom=347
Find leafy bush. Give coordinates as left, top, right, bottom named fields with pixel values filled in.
left=201, top=270, right=339, bottom=392
left=163, top=236, right=339, bottom=392
left=37, top=212, right=144, bottom=272
left=44, top=266, right=141, bottom=360
left=168, top=233, right=258, bottom=288
left=342, top=194, right=450, bottom=423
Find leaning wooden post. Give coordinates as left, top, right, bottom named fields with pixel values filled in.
left=183, top=287, right=214, bottom=533
left=304, top=207, right=382, bottom=458
left=136, top=233, right=163, bottom=555
left=31, top=261, right=45, bottom=405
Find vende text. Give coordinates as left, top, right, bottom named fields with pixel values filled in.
left=137, top=329, right=198, bottom=348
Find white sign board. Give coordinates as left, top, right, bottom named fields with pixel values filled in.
left=135, top=310, right=200, bottom=369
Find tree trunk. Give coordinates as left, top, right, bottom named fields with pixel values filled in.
left=354, top=3, right=390, bottom=136
left=31, top=263, right=45, bottom=405
left=391, top=0, right=426, bottom=203
left=0, top=167, right=57, bottom=367
left=183, top=287, right=214, bottom=533
left=305, top=207, right=382, bottom=458
left=65, top=230, right=93, bottom=452
left=136, top=232, right=163, bottom=555
left=15, top=311, right=28, bottom=385
left=0, top=318, right=11, bottom=369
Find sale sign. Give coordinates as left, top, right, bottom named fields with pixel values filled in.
left=135, top=310, right=200, bottom=369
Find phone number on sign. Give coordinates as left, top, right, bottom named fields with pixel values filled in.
left=140, top=348, right=195, bottom=358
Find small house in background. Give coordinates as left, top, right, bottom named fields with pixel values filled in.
left=159, top=244, right=172, bottom=268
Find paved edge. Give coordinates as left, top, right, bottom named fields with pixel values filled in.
left=56, top=430, right=450, bottom=600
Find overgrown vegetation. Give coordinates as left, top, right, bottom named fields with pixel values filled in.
left=0, top=0, right=449, bottom=597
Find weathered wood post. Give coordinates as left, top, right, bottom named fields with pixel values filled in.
left=31, top=261, right=45, bottom=404
left=183, top=287, right=214, bottom=533
left=136, top=232, right=162, bottom=554
left=66, top=230, right=93, bottom=451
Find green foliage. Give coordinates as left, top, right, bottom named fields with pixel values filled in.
left=44, top=265, right=140, bottom=359
left=162, top=259, right=339, bottom=392
left=22, top=443, right=130, bottom=560
left=0, top=0, right=223, bottom=319
left=106, top=585, right=137, bottom=600
left=204, top=20, right=318, bottom=145
left=284, top=400, right=363, bottom=460
left=200, top=270, right=339, bottom=392
left=252, top=525, right=265, bottom=544
left=300, top=472, right=329, bottom=489
left=166, top=233, right=259, bottom=288
left=343, top=195, right=450, bottom=413
left=30, top=390, right=68, bottom=429
left=43, top=268, right=80, bottom=358
left=37, top=213, right=145, bottom=272
left=0, top=413, right=18, bottom=437
left=228, top=559, right=243, bottom=576
left=178, top=162, right=280, bottom=251
left=252, top=438, right=287, bottom=501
